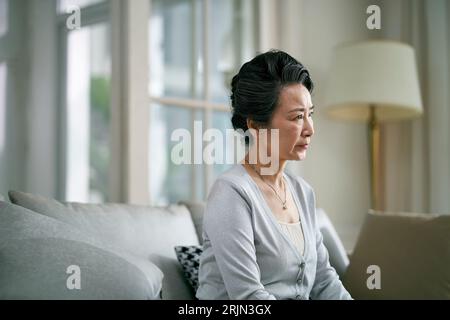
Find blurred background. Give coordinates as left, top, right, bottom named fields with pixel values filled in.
left=0, top=0, right=448, bottom=252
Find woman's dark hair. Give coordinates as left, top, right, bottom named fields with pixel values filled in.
left=230, top=49, right=314, bottom=145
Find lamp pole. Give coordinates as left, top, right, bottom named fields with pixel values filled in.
left=368, top=104, right=381, bottom=211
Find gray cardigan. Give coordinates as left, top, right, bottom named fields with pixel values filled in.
left=196, top=164, right=352, bottom=300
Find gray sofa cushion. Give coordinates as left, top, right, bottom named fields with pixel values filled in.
left=8, top=191, right=99, bottom=232
left=0, top=238, right=157, bottom=300
left=0, top=201, right=100, bottom=244
left=178, top=200, right=205, bottom=245
left=343, top=210, right=450, bottom=299
left=149, top=253, right=195, bottom=300
left=0, top=201, right=163, bottom=299
left=9, top=191, right=200, bottom=255
left=9, top=191, right=200, bottom=299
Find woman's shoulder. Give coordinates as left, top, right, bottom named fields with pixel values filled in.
left=208, top=164, right=251, bottom=200
left=284, top=170, right=314, bottom=195
left=208, top=164, right=316, bottom=203
left=204, top=165, right=254, bottom=223
left=211, top=165, right=315, bottom=197
left=211, top=164, right=249, bottom=189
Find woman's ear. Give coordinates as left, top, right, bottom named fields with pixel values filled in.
left=247, top=118, right=258, bottom=130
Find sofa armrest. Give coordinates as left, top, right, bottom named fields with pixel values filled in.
left=316, top=208, right=350, bottom=279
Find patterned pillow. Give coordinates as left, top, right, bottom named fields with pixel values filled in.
left=174, top=245, right=203, bottom=291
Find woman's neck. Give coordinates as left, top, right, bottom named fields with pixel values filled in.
left=242, top=156, right=287, bottom=188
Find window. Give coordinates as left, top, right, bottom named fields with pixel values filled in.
left=0, top=0, right=8, bottom=38
left=58, top=0, right=111, bottom=203
left=0, top=0, right=9, bottom=188
left=149, top=0, right=258, bottom=205
left=0, top=63, right=6, bottom=154
left=150, top=104, right=205, bottom=204
left=58, top=0, right=103, bottom=13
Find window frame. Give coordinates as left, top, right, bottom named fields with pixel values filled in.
left=56, top=1, right=112, bottom=202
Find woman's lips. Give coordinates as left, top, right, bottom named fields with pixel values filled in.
left=296, top=144, right=309, bottom=150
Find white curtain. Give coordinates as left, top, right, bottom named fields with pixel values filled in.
left=381, top=0, right=450, bottom=214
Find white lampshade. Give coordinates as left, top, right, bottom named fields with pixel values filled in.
left=324, top=40, right=423, bottom=122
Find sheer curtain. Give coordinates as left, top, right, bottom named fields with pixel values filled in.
left=381, top=0, right=450, bottom=214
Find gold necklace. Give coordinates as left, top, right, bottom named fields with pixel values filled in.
left=249, top=164, right=287, bottom=210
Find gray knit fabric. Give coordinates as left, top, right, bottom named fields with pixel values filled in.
left=196, top=164, right=352, bottom=300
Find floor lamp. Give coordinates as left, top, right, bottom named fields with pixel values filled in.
left=324, top=40, right=423, bottom=211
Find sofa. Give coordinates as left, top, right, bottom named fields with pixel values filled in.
left=1, top=190, right=449, bottom=300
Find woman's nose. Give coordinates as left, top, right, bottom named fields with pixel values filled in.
left=303, top=117, right=314, bottom=137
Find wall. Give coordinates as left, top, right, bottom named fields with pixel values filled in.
left=377, top=0, right=450, bottom=215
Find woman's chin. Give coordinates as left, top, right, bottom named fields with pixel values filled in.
left=289, top=150, right=307, bottom=161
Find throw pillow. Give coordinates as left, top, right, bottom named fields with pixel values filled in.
left=343, top=210, right=450, bottom=299
left=174, top=245, right=203, bottom=292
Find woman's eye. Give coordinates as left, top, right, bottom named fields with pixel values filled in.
left=294, top=111, right=314, bottom=121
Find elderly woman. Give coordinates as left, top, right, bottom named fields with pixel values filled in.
left=196, top=50, right=352, bottom=300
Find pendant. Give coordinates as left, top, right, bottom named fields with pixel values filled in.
left=283, top=204, right=287, bottom=210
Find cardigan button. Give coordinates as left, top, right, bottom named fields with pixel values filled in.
left=300, top=262, right=305, bottom=268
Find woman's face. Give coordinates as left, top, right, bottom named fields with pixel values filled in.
left=268, top=83, right=315, bottom=161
